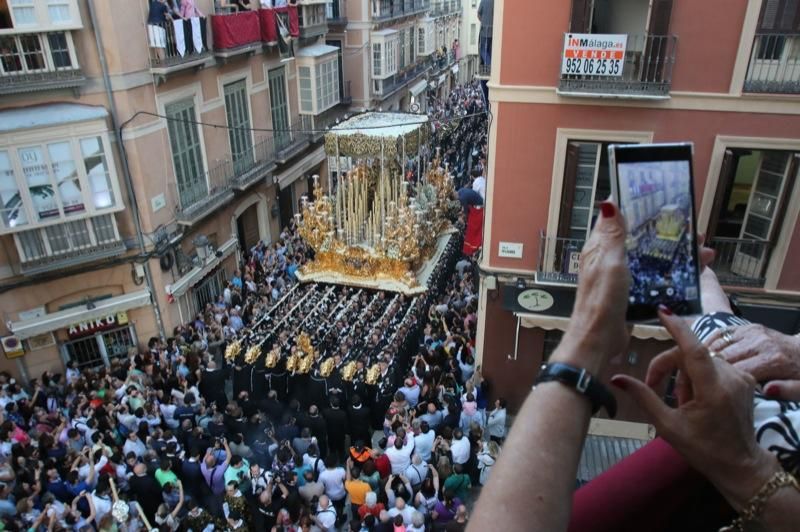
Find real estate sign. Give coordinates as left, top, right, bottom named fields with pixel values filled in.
left=561, top=33, right=627, bottom=77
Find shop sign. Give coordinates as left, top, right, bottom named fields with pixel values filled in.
left=502, top=284, right=576, bottom=317
left=561, top=33, right=627, bottom=77
left=68, top=311, right=129, bottom=339
left=1, top=336, right=25, bottom=359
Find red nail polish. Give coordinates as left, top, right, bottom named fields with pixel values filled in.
left=764, top=386, right=780, bottom=398
left=600, top=202, right=615, bottom=218
left=610, top=376, right=627, bottom=390
left=658, top=304, right=673, bottom=316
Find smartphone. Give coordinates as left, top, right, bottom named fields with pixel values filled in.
left=608, top=143, right=702, bottom=321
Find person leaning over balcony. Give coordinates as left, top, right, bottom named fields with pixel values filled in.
left=147, top=0, right=173, bottom=61
left=180, top=0, right=204, bottom=18
left=468, top=200, right=800, bottom=531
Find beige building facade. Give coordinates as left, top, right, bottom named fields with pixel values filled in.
left=0, top=0, right=348, bottom=380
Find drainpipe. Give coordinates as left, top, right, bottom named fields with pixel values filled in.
left=87, top=0, right=167, bottom=340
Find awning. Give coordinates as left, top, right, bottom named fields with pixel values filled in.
left=10, top=290, right=151, bottom=340
left=167, top=237, right=238, bottom=297
left=409, top=80, right=428, bottom=96
left=451, top=64, right=459, bottom=74
left=275, top=145, right=326, bottom=190
left=515, top=312, right=672, bottom=341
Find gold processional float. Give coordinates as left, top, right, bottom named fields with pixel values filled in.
left=225, top=113, right=460, bottom=382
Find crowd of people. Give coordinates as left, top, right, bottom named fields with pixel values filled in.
left=0, top=82, right=493, bottom=531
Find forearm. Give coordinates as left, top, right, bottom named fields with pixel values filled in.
left=468, top=381, right=591, bottom=531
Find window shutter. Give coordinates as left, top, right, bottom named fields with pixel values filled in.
left=569, top=0, right=593, bottom=33
left=706, top=149, right=736, bottom=240
left=768, top=153, right=799, bottom=244
left=647, top=0, right=674, bottom=35
left=557, top=142, right=581, bottom=239
left=778, top=0, right=800, bottom=32
left=758, top=0, right=782, bottom=31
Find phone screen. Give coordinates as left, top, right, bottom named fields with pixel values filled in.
left=610, top=143, right=702, bottom=320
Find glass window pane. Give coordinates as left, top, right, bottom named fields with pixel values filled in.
left=47, top=32, right=72, bottom=68
left=10, top=0, right=35, bottom=25
left=17, top=230, right=45, bottom=260
left=66, top=218, right=91, bottom=247
left=44, top=223, right=69, bottom=253
left=48, top=1, right=71, bottom=23
left=80, top=137, right=115, bottom=209
left=92, top=213, right=116, bottom=243
left=0, top=37, right=23, bottom=72
left=48, top=141, right=84, bottom=216
left=19, top=146, right=59, bottom=220
left=0, top=151, right=27, bottom=228
left=19, top=34, right=45, bottom=71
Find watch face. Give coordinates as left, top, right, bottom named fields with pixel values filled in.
left=517, top=288, right=555, bottom=312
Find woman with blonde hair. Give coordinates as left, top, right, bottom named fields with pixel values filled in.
left=476, top=440, right=499, bottom=486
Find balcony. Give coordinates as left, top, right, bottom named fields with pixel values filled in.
left=743, top=33, right=800, bottom=94
left=536, top=232, right=583, bottom=285
left=148, top=19, right=213, bottom=83
left=707, top=237, right=771, bottom=288
left=373, top=0, right=430, bottom=22
left=374, top=58, right=432, bottom=99
left=0, top=32, right=86, bottom=95
left=307, top=81, right=353, bottom=142
left=326, top=0, right=347, bottom=25
left=477, top=63, right=491, bottom=78
left=431, top=0, right=459, bottom=16
left=211, top=11, right=263, bottom=60
left=557, top=34, right=678, bottom=99
left=175, top=135, right=277, bottom=225
left=299, top=22, right=329, bottom=40
left=275, top=115, right=314, bottom=164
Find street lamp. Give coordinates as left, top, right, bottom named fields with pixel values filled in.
left=193, top=234, right=210, bottom=263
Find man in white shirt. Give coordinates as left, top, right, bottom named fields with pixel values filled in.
left=387, top=497, right=416, bottom=525
left=398, top=379, right=420, bottom=408
left=122, top=432, right=146, bottom=459
left=450, top=429, right=470, bottom=466
left=471, top=168, right=486, bottom=200
left=403, top=454, right=429, bottom=489
left=412, top=421, right=435, bottom=463
left=385, top=429, right=415, bottom=474
left=314, top=495, right=337, bottom=531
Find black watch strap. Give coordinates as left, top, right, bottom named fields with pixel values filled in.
left=534, top=363, right=617, bottom=418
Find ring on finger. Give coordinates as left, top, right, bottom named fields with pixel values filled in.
left=722, top=330, right=734, bottom=346
left=709, top=350, right=721, bottom=359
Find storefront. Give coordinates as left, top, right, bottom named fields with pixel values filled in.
left=8, top=290, right=152, bottom=371
left=166, top=237, right=239, bottom=325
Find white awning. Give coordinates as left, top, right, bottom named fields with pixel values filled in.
left=409, top=80, right=428, bottom=96
left=275, top=145, right=326, bottom=190
left=10, top=290, right=151, bottom=340
left=438, top=74, right=446, bottom=84
left=451, top=64, right=459, bottom=74
left=167, top=237, right=238, bottom=297
left=515, top=312, right=672, bottom=341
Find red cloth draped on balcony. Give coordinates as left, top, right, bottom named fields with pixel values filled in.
left=211, top=11, right=260, bottom=50
left=258, top=6, right=299, bottom=44
left=568, top=438, right=733, bottom=532
left=463, top=206, right=483, bottom=256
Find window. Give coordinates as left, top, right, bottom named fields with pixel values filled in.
left=470, top=23, right=477, bottom=46
left=80, top=137, right=115, bottom=210
left=0, top=133, right=119, bottom=231
left=193, top=268, right=226, bottom=316
left=373, top=43, right=382, bottom=76
left=315, top=57, right=340, bottom=112
left=399, top=29, right=406, bottom=69
left=706, top=149, right=798, bottom=284
left=386, top=37, right=398, bottom=73
left=48, top=0, right=71, bottom=24
left=557, top=141, right=617, bottom=242
left=165, top=99, right=207, bottom=210
left=223, top=79, right=253, bottom=173
left=409, top=27, right=415, bottom=63
left=15, top=213, right=119, bottom=262
left=0, top=151, right=27, bottom=228
left=268, top=66, right=291, bottom=150
left=0, top=31, right=75, bottom=75
left=10, top=0, right=35, bottom=26
left=298, top=66, right=313, bottom=113
left=418, top=27, right=425, bottom=54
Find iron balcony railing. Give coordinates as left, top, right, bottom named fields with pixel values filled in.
left=537, top=232, right=585, bottom=284
left=743, top=33, right=800, bottom=94
left=477, top=63, right=491, bottom=77
left=0, top=31, right=86, bottom=95
left=558, top=34, right=678, bottom=98
left=375, top=58, right=432, bottom=97
left=148, top=18, right=211, bottom=70
left=275, top=115, right=313, bottom=162
left=175, top=135, right=277, bottom=223
left=374, top=0, right=430, bottom=20
left=707, top=237, right=771, bottom=288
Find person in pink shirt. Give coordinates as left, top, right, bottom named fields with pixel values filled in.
left=179, top=0, right=203, bottom=18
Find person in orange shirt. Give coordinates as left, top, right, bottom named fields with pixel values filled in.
left=345, top=457, right=372, bottom=521
left=349, top=441, right=372, bottom=464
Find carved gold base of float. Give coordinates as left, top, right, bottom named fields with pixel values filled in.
left=296, top=229, right=456, bottom=295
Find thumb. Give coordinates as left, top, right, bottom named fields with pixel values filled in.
left=764, top=380, right=800, bottom=402
left=611, top=374, right=674, bottom=430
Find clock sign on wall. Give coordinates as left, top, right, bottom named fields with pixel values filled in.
left=517, top=288, right=555, bottom=312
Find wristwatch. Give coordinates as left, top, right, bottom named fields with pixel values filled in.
left=534, top=362, right=617, bottom=418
